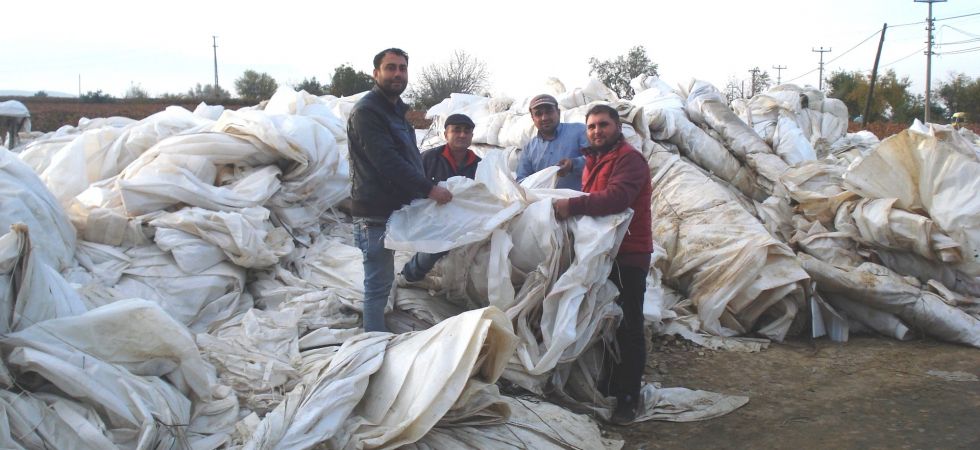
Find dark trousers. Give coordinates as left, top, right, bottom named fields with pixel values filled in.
left=605, top=262, right=647, bottom=400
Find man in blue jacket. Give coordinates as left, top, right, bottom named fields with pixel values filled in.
left=347, top=48, right=453, bottom=332
left=515, top=94, right=589, bottom=190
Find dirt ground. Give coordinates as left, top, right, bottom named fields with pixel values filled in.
left=606, top=335, right=980, bottom=449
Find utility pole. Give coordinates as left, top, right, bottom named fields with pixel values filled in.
left=812, top=47, right=832, bottom=90
left=915, top=0, right=945, bottom=123
left=77, top=74, right=81, bottom=98
left=212, top=36, right=220, bottom=92
left=748, top=67, right=761, bottom=97
left=772, top=65, right=787, bottom=85
left=863, top=24, right=888, bottom=129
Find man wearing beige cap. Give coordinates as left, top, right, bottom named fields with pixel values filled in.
left=516, top=94, right=589, bottom=190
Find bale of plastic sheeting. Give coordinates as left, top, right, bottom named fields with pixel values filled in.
left=800, top=254, right=980, bottom=348
left=647, top=152, right=809, bottom=340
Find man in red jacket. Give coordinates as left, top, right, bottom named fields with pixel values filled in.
left=554, top=104, right=652, bottom=425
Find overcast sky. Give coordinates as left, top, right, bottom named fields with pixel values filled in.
left=3, top=0, right=978, bottom=104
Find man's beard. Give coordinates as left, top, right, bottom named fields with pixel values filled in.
left=378, top=79, right=406, bottom=97
left=589, top=134, right=621, bottom=154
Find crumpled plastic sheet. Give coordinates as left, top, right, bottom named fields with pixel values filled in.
left=633, top=79, right=765, bottom=201
left=800, top=254, right=980, bottom=348
left=0, top=149, right=76, bottom=270
left=150, top=206, right=295, bottom=269
left=0, top=299, right=239, bottom=449
left=407, top=396, right=624, bottom=450
left=197, top=306, right=303, bottom=414
left=70, top=243, right=251, bottom=333
left=18, top=106, right=213, bottom=206
left=843, top=129, right=980, bottom=278
left=647, top=151, right=809, bottom=340
left=0, top=225, right=87, bottom=334
left=241, top=306, right=517, bottom=450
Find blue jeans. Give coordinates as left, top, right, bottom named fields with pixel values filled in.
left=354, top=220, right=394, bottom=332
left=401, top=251, right=449, bottom=282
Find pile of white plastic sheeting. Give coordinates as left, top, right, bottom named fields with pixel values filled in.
left=240, top=307, right=522, bottom=450
left=645, top=151, right=810, bottom=340
left=0, top=149, right=76, bottom=271
left=733, top=84, right=848, bottom=163
left=632, top=76, right=767, bottom=201
left=842, top=127, right=980, bottom=278
left=801, top=255, right=980, bottom=347
left=382, top=150, right=748, bottom=425
left=8, top=70, right=979, bottom=447
left=407, top=395, right=623, bottom=450
left=622, top=75, right=979, bottom=349
left=18, top=106, right=214, bottom=206
left=2, top=85, right=659, bottom=447
left=0, top=299, right=239, bottom=449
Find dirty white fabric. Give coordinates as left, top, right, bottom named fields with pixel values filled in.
left=197, top=306, right=302, bottom=414
left=843, top=129, right=980, bottom=277
left=0, top=299, right=239, bottom=449
left=74, top=243, right=250, bottom=332
left=408, top=396, right=623, bottom=450
left=386, top=177, right=524, bottom=254
left=18, top=106, right=213, bottom=206
left=0, top=150, right=77, bottom=271
left=800, top=254, right=980, bottom=348
left=242, top=306, right=517, bottom=450
left=635, top=84, right=764, bottom=200
left=682, top=80, right=788, bottom=193
left=647, top=152, right=808, bottom=340
left=0, top=225, right=86, bottom=334
left=150, top=206, right=295, bottom=269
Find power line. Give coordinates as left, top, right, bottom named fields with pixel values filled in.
left=938, top=45, right=980, bottom=55
left=823, top=29, right=882, bottom=66
left=941, top=24, right=979, bottom=38
left=937, top=37, right=980, bottom=45
left=936, top=11, right=980, bottom=22
left=784, top=66, right=819, bottom=84
left=890, top=19, right=926, bottom=29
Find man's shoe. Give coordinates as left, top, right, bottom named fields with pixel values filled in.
left=396, top=273, right=437, bottom=290
left=610, top=395, right=637, bottom=425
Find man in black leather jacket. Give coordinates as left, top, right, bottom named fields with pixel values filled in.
left=347, top=47, right=452, bottom=332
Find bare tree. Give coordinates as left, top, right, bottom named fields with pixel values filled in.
left=410, top=50, right=489, bottom=108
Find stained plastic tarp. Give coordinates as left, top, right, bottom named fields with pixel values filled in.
left=800, top=254, right=980, bottom=348
left=0, top=149, right=76, bottom=270
left=0, top=225, right=86, bottom=334
left=843, top=129, right=980, bottom=277
left=0, top=299, right=239, bottom=449
left=17, top=106, right=212, bottom=205
left=242, top=306, right=518, bottom=450
left=647, top=152, right=808, bottom=340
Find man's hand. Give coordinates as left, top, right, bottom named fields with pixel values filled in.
left=556, top=158, right=573, bottom=177
left=428, top=185, right=453, bottom=204
left=553, top=198, right=571, bottom=219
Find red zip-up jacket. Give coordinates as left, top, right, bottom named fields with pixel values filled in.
left=567, top=139, right=653, bottom=268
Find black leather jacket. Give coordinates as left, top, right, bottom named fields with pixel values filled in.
left=347, top=86, right=434, bottom=219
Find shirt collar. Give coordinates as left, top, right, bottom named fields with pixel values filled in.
left=442, top=145, right=477, bottom=173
